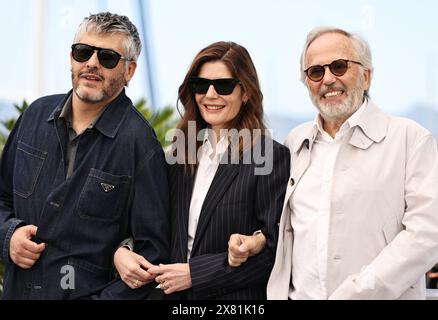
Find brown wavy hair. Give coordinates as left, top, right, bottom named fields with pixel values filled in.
left=175, top=41, right=266, bottom=173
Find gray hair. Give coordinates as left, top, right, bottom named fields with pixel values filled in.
left=73, top=12, right=142, bottom=61
left=300, top=27, right=373, bottom=97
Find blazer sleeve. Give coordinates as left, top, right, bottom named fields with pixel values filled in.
left=189, top=141, right=290, bottom=299
left=329, top=134, right=438, bottom=299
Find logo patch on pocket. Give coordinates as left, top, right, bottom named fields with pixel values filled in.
left=100, top=182, right=115, bottom=192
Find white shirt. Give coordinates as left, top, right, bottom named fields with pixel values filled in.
left=187, top=130, right=229, bottom=261
left=289, top=100, right=367, bottom=300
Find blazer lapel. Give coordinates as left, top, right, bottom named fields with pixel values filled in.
left=190, top=163, right=239, bottom=255
left=173, top=167, right=194, bottom=263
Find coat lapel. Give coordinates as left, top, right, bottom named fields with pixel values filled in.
left=349, top=99, right=389, bottom=149
left=284, top=141, right=312, bottom=202
left=283, top=123, right=317, bottom=202
left=190, top=163, right=239, bottom=255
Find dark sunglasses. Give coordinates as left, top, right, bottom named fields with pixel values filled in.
left=71, top=43, right=133, bottom=69
left=304, top=59, right=363, bottom=82
left=188, top=77, right=241, bottom=95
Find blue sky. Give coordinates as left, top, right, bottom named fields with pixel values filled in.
left=1, top=0, right=437, bottom=123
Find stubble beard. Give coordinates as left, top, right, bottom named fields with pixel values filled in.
left=72, top=69, right=126, bottom=104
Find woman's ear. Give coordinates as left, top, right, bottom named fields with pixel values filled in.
left=242, top=93, right=249, bottom=106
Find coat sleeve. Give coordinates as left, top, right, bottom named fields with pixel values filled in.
left=96, top=146, right=170, bottom=300
left=330, top=134, right=438, bottom=299
left=189, top=141, right=290, bottom=299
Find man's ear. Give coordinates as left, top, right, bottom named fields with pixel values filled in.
left=125, top=61, right=137, bottom=85
left=363, top=69, right=372, bottom=91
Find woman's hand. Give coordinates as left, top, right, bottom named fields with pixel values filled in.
left=148, top=263, right=192, bottom=295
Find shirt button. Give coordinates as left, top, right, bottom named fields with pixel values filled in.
left=290, top=178, right=295, bottom=186
left=333, top=254, right=342, bottom=260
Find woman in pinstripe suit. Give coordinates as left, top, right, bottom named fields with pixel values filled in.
left=114, top=41, right=290, bottom=299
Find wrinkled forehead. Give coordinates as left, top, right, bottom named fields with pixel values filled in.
left=305, top=32, right=358, bottom=67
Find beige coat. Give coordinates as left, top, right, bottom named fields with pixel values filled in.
left=267, top=100, right=438, bottom=299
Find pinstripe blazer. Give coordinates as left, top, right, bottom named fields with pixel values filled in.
left=168, top=136, right=290, bottom=300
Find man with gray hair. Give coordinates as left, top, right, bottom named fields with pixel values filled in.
left=0, top=12, right=169, bottom=299
left=227, top=27, right=438, bottom=299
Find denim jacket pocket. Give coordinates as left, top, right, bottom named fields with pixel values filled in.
left=77, top=168, right=131, bottom=222
left=13, top=141, right=47, bottom=198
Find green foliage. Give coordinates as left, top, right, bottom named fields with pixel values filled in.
left=0, top=97, right=177, bottom=297
left=0, top=100, right=29, bottom=152
left=0, top=135, right=6, bottom=151
left=134, top=98, right=178, bottom=147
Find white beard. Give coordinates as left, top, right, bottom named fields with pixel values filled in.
left=311, top=73, right=366, bottom=122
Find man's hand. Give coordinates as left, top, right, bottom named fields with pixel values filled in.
left=113, top=247, right=156, bottom=289
left=227, top=232, right=266, bottom=267
left=9, top=225, right=45, bottom=269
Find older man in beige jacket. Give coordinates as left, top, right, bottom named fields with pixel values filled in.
left=227, top=27, right=438, bottom=299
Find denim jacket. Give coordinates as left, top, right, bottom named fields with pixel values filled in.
left=0, top=90, right=170, bottom=299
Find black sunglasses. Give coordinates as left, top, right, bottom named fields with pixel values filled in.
left=71, top=43, right=133, bottom=69
left=304, top=59, right=363, bottom=82
left=188, top=77, right=241, bottom=95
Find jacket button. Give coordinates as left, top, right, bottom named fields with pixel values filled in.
left=26, top=282, right=32, bottom=289
left=290, top=178, right=295, bottom=186
left=50, top=201, right=60, bottom=208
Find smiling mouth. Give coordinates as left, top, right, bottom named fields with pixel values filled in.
left=204, top=105, right=225, bottom=111
left=323, top=90, right=344, bottom=98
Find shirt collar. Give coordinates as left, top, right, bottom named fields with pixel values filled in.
left=346, top=98, right=367, bottom=128
left=293, top=98, right=389, bottom=153
left=58, top=94, right=73, bottom=124
left=201, top=128, right=229, bottom=159
left=58, top=93, right=108, bottom=130
left=313, top=98, right=368, bottom=140
left=48, top=89, right=133, bottom=139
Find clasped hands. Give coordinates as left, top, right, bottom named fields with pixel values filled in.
left=113, top=247, right=192, bottom=294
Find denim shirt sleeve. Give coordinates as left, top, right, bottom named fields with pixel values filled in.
left=98, top=144, right=170, bottom=299
left=0, top=115, right=26, bottom=262
left=2, top=218, right=25, bottom=262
